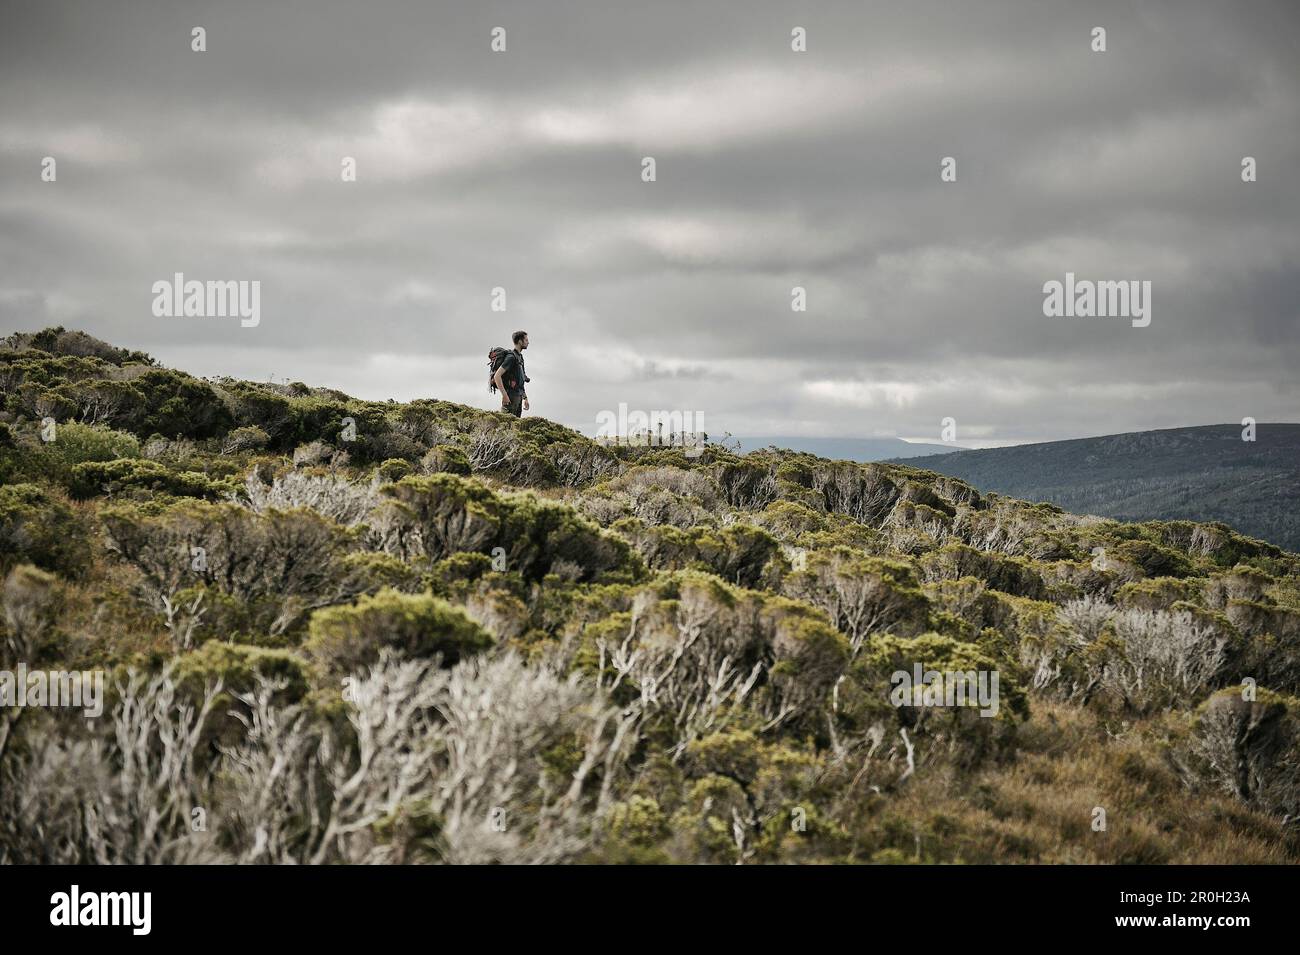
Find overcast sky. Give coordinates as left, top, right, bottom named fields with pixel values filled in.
left=1, top=0, right=1297, bottom=447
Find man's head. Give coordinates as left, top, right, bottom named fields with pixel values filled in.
left=512, top=330, right=529, bottom=350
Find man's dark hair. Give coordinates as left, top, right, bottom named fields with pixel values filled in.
left=512, top=330, right=528, bottom=345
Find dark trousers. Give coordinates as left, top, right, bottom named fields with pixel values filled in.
left=503, top=393, right=524, bottom=417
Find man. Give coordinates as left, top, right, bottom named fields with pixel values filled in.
left=494, top=330, right=530, bottom=417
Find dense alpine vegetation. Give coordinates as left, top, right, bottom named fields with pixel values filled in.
left=897, top=425, right=1300, bottom=553
left=2, top=327, right=1299, bottom=864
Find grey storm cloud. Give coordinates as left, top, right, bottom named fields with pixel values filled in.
left=1, top=0, right=1297, bottom=445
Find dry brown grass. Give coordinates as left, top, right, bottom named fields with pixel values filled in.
left=844, top=701, right=1297, bottom=864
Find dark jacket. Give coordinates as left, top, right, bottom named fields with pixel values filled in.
left=500, top=350, right=527, bottom=398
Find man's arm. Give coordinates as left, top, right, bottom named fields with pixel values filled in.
left=492, top=367, right=509, bottom=406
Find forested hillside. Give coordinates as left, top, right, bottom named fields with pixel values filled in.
left=898, top=425, right=1300, bottom=552
left=2, top=328, right=1299, bottom=864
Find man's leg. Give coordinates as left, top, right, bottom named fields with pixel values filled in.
left=506, top=393, right=524, bottom=417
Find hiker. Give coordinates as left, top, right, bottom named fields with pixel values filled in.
left=490, top=330, right=530, bottom=417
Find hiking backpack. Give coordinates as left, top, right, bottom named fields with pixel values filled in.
left=487, top=346, right=512, bottom=393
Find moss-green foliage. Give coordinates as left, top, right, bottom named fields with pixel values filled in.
left=219, top=382, right=294, bottom=445
left=380, top=472, right=499, bottom=556
left=613, top=520, right=781, bottom=588
left=864, top=632, right=1028, bottom=717
left=340, top=551, right=423, bottom=594
left=5, top=328, right=1300, bottom=865
left=0, top=483, right=91, bottom=578
left=421, top=444, right=470, bottom=475
left=603, top=795, right=670, bottom=852
left=39, top=421, right=140, bottom=467
left=68, top=458, right=230, bottom=500
left=382, top=473, right=641, bottom=583
left=1115, top=576, right=1204, bottom=611
left=1109, top=538, right=1194, bottom=579
left=426, top=552, right=496, bottom=592
left=100, top=499, right=360, bottom=641
left=752, top=500, right=828, bottom=540
left=131, top=368, right=235, bottom=439
left=499, top=491, right=640, bottom=582
left=0, top=563, right=67, bottom=663
left=668, top=732, right=839, bottom=863
left=0, top=421, right=138, bottom=486
left=221, top=425, right=270, bottom=454
left=1150, top=519, right=1289, bottom=571
left=172, top=640, right=312, bottom=704
left=709, top=456, right=778, bottom=509
left=784, top=547, right=933, bottom=650
left=576, top=571, right=848, bottom=742
left=852, top=632, right=1029, bottom=769
left=288, top=394, right=351, bottom=441
left=376, top=457, right=413, bottom=481
left=305, top=588, right=493, bottom=674
left=2, top=326, right=155, bottom=365
left=920, top=542, right=1049, bottom=599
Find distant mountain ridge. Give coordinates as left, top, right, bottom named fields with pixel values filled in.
left=894, top=424, right=1300, bottom=551
left=736, top=435, right=957, bottom=462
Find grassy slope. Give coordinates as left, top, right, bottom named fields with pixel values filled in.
left=2, top=328, right=1299, bottom=864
